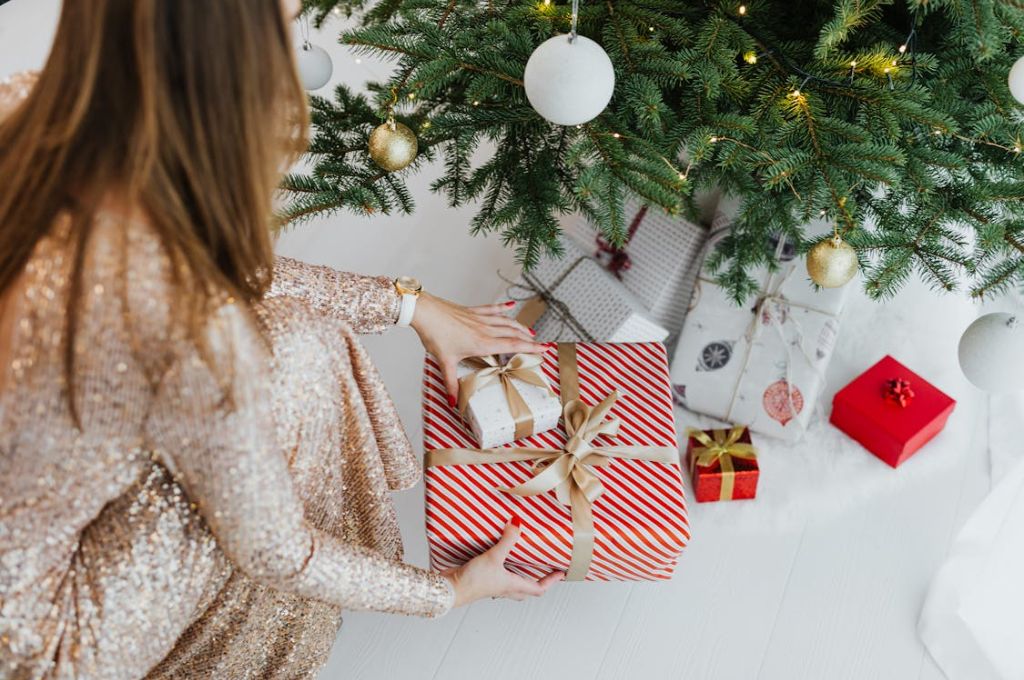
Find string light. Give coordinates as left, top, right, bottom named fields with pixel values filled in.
left=790, top=89, right=801, bottom=98
left=743, top=51, right=758, bottom=64
left=649, top=26, right=655, bottom=32
left=738, top=4, right=747, bottom=15
left=612, top=132, right=621, bottom=138
left=898, top=44, right=907, bottom=54
left=472, top=100, right=480, bottom=106
left=407, top=92, right=416, bottom=100
left=708, top=136, right=718, bottom=143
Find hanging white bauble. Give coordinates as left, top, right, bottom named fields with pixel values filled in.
left=523, top=34, right=615, bottom=126
left=1009, top=56, right=1024, bottom=105
left=296, top=42, right=333, bottom=91
left=958, top=313, right=1024, bottom=392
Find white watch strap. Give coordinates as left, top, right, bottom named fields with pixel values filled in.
left=397, top=292, right=418, bottom=327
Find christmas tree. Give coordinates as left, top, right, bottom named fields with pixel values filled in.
left=285, top=0, right=1024, bottom=302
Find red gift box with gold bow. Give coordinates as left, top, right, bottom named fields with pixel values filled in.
left=686, top=426, right=759, bottom=502
left=830, top=355, right=956, bottom=467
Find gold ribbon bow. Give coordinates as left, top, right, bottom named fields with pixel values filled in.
left=457, top=354, right=554, bottom=442
left=426, top=389, right=678, bottom=581
left=687, top=426, right=757, bottom=501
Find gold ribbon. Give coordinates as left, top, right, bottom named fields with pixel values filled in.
left=687, top=427, right=757, bottom=500
left=457, top=354, right=554, bottom=442
left=430, top=343, right=677, bottom=581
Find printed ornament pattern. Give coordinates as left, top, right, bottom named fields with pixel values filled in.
left=670, top=213, right=849, bottom=441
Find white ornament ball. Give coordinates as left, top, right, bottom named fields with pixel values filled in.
left=523, top=34, right=615, bottom=126
left=958, top=312, right=1024, bottom=392
left=296, top=43, right=333, bottom=91
left=1009, top=56, right=1024, bottom=105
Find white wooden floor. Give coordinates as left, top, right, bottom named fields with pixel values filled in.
left=0, top=4, right=998, bottom=678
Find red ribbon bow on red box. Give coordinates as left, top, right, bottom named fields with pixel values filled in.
left=885, top=378, right=915, bottom=408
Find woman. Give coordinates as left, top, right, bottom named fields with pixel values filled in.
left=0, top=1, right=562, bottom=677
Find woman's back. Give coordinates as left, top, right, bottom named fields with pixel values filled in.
left=0, top=203, right=235, bottom=674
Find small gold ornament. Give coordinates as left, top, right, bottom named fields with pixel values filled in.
left=806, top=233, right=858, bottom=288
left=368, top=118, right=418, bottom=172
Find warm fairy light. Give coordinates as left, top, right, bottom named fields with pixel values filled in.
left=898, top=44, right=907, bottom=54
left=355, top=58, right=362, bottom=64
left=891, top=59, right=898, bottom=66
left=473, top=100, right=480, bottom=106
left=612, top=132, right=621, bottom=138
left=850, top=60, right=857, bottom=67
left=576, top=124, right=582, bottom=129
left=408, top=92, right=416, bottom=100
left=743, top=51, right=758, bottom=64
left=790, top=89, right=801, bottom=98
left=1015, top=144, right=1022, bottom=153
left=543, top=0, right=551, bottom=5
left=934, top=128, right=943, bottom=135
left=738, top=4, right=747, bottom=15
left=422, top=120, right=432, bottom=129
left=819, top=209, right=827, bottom=216
left=649, top=26, right=655, bottom=32
left=884, top=67, right=891, bottom=73
left=708, top=136, right=718, bottom=143
left=678, top=172, right=685, bottom=180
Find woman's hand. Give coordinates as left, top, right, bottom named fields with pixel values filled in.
left=442, top=519, right=564, bottom=606
left=411, top=293, right=545, bottom=406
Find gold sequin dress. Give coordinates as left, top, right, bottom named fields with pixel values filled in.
left=0, top=72, right=453, bottom=680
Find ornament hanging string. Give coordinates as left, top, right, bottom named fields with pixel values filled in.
left=569, top=0, right=579, bottom=43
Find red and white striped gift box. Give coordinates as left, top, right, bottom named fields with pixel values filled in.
left=423, top=342, right=690, bottom=581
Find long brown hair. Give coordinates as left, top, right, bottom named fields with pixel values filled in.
left=0, top=0, right=308, bottom=412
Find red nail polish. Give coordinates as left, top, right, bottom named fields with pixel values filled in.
left=529, top=327, right=536, bottom=336
left=510, top=514, right=522, bottom=528
left=447, top=395, right=457, bottom=408
left=504, top=300, right=516, bottom=307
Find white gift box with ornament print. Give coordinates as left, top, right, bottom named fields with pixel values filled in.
left=669, top=215, right=849, bottom=442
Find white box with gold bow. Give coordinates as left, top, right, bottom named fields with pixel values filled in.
left=453, top=354, right=562, bottom=448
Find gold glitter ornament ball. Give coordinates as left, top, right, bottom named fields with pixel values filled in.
left=806, top=234, right=859, bottom=288
left=368, top=121, right=418, bottom=172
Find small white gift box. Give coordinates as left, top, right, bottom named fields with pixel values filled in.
left=455, top=354, right=562, bottom=448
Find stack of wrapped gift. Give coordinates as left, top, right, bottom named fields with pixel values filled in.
left=508, top=241, right=670, bottom=343
left=508, top=201, right=708, bottom=346
left=670, top=212, right=850, bottom=441
left=561, top=200, right=708, bottom=339
left=423, top=342, right=690, bottom=581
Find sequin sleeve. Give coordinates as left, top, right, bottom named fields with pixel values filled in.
left=0, top=71, right=38, bottom=119
left=269, top=256, right=401, bottom=334
left=144, top=303, right=453, bottom=617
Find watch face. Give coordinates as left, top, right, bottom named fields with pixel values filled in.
left=396, top=276, right=422, bottom=293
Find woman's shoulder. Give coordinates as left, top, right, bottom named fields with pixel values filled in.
left=0, top=71, right=39, bottom=120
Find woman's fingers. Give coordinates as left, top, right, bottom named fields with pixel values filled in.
left=537, top=571, right=566, bottom=590
left=483, top=338, right=545, bottom=356
left=488, top=520, right=521, bottom=563
left=478, top=314, right=533, bottom=341
left=439, top=358, right=460, bottom=408
left=470, top=301, right=517, bottom=316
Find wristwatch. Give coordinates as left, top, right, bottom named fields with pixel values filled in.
left=394, top=276, right=423, bottom=327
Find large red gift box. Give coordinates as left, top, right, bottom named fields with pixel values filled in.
left=423, top=342, right=690, bottom=581
left=830, top=355, right=956, bottom=467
